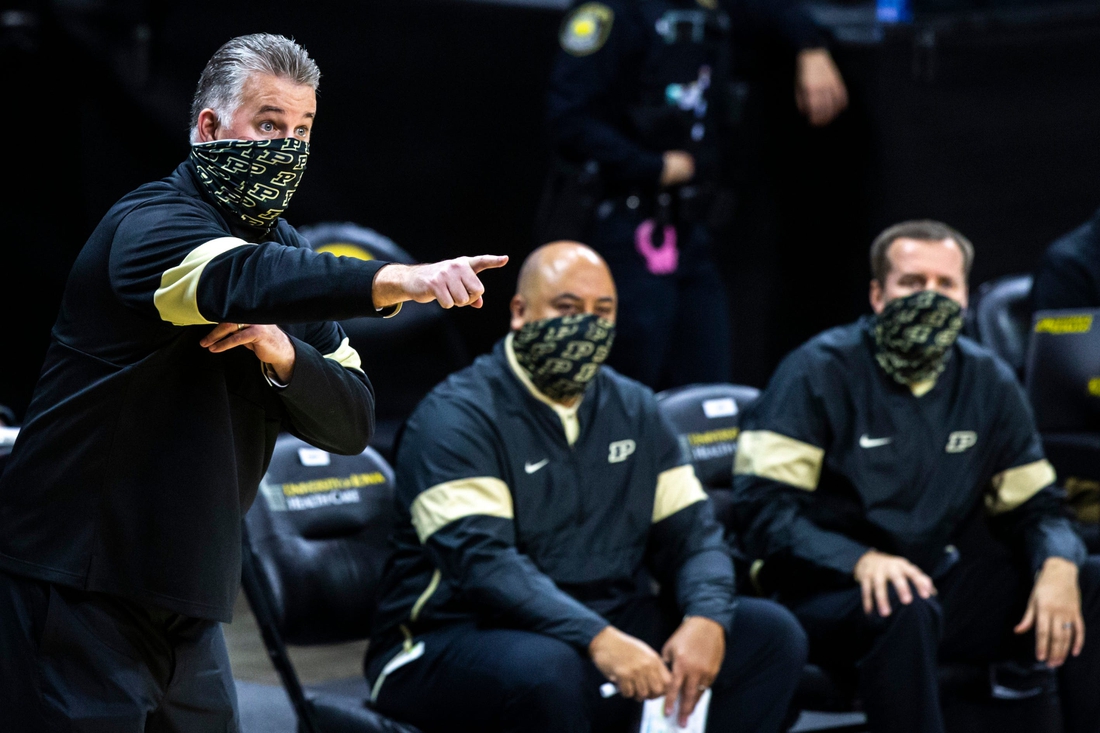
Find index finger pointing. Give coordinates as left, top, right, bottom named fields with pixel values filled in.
left=467, top=254, right=509, bottom=273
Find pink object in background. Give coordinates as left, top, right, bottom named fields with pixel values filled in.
left=634, top=219, right=679, bottom=275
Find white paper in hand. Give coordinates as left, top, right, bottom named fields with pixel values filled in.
left=638, top=688, right=711, bottom=733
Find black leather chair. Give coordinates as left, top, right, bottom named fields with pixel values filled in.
left=296, top=222, right=471, bottom=463
left=970, top=273, right=1034, bottom=380
left=654, top=382, right=761, bottom=534
left=240, top=432, right=423, bottom=733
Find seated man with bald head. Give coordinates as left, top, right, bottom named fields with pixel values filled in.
left=364, top=241, right=808, bottom=733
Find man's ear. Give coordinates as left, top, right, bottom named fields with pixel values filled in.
left=509, top=294, right=526, bottom=332
left=869, top=279, right=884, bottom=315
left=196, top=109, right=220, bottom=143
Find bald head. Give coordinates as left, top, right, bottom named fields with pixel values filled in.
left=510, top=241, right=617, bottom=331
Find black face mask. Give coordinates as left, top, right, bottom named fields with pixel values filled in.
left=511, top=314, right=616, bottom=401
left=873, top=290, right=964, bottom=385
left=190, top=137, right=309, bottom=229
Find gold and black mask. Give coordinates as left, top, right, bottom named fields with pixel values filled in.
left=190, top=137, right=309, bottom=229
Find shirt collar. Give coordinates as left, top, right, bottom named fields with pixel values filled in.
left=504, top=332, right=582, bottom=445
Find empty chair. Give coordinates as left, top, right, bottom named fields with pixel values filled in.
left=654, top=382, right=761, bottom=536
left=240, top=431, right=423, bottom=733
left=970, top=273, right=1034, bottom=380
left=296, top=222, right=472, bottom=463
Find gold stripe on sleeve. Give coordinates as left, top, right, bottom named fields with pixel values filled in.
left=410, top=477, right=513, bottom=543
left=154, top=237, right=254, bottom=326
left=733, top=430, right=824, bottom=492
left=652, top=464, right=708, bottom=523
left=324, top=337, right=364, bottom=372
left=985, top=459, right=1057, bottom=515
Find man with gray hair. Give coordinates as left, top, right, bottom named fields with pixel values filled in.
left=0, top=32, right=505, bottom=732
left=731, top=219, right=1100, bottom=733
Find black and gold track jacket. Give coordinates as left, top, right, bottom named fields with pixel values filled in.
left=365, top=335, right=734, bottom=690
left=0, top=158, right=396, bottom=622
left=731, top=316, right=1086, bottom=599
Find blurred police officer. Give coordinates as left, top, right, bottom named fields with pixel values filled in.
left=541, top=0, right=847, bottom=390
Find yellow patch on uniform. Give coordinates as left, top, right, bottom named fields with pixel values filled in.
left=1088, top=377, right=1100, bottom=397
left=696, top=0, right=718, bottom=9
left=560, top=2, right=614, bottom=56
left=315, top=242, right=374, bottom=260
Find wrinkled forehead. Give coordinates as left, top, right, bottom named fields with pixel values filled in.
left=886, top=237, right=966, bottom=278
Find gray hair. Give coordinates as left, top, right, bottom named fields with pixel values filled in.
left=870, top=219, right=975, bottom=285
left=188, top=33, right=321, bottom=143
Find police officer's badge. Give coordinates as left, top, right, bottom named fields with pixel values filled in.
left=560, top=2, right=614, bottom=56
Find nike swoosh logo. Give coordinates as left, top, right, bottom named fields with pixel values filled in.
left=525, top=459, right=550, bottom=474
left=859, top=434, right=893, bottom=448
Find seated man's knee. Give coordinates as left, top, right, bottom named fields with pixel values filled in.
left=872, top=587, right=942, bottom=638
left=726, top=598, right=809, bottom=678
left=757, top=599, right=809, bottom=669
left=500, top=635, right=589, bottom=713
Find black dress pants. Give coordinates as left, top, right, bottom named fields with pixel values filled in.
left=0, top=569, right=239, bottom=733
left=368, top=595, right=808, bottom=733
left=787, top=553, right=1100, bottom=733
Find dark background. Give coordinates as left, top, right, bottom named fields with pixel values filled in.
left=5, top=0, right=1100, bottom=428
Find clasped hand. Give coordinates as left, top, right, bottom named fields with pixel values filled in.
left=200, top=322, right=296, bottom=382
left=589, top=616, right=724, bottom=727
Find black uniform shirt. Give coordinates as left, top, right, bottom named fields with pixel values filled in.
left=0, top=158, right=395, bottom=621
left=366, top=335, right=735, bottom=686
left=730, top=316, right=1086, bottom=598
left=1033, top=206, right=1100, bottom=311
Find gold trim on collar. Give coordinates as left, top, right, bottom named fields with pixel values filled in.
left=505, top=333, right=582, bottom=445
left=910, top=378, right=937, bottom=397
